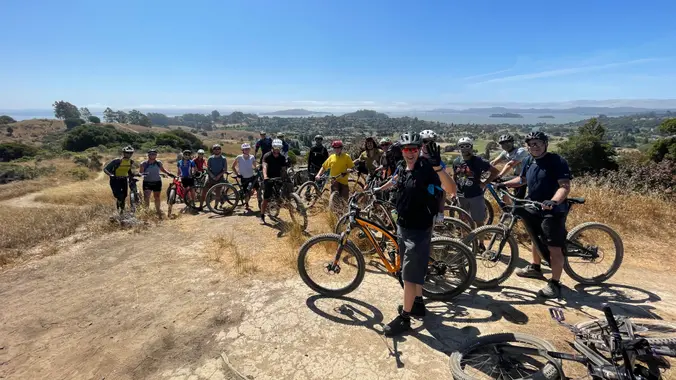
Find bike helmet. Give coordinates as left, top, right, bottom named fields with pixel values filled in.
left=182, top=149, right=192, bottom=155
left=277, top=132, right=285, bottom=138
left=260, top=131, right=266, bottom=135
left=458, top=137, right=473, bottom=146
left=498, top=134, right=514, bottom=144
left=197, top=149, right=205, bottom=154
left=314, top=134, right=323, bottom=140
left=525, top=131, right=549, bottom=143
left=379, top=137, right=391, bottom=145
left=241, top=143, right=251, bottom=149
left=331, top=140, right=344, bottom=149
left=399, top=132, right=423, bottom=147
left=122, top=146, right=134, bottom=153
left=147, top=148, right=158, bottom=154
left=420, top=129, right=437, bottom=141
left=272, top=139, right=283, bottom=149
left=211, top=144, right=221, bottom=151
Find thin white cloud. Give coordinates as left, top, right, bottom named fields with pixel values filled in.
left=461, top=68, right=513, bottom=81
left=473, top=58, right=660, bottom=85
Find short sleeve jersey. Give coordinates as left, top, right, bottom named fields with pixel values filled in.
left=452, top=155, right=492, bottom=198
left=498, top=147, right=529, bottom=175
left=521, top=153, right=571, bottom=213
left=394, top=159, right=442, bottom=230
left=322, top=153, right=355, bottom=185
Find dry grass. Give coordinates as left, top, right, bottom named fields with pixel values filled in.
left=0, top=119, right=65, bottom=145
left=34, top=180, right=111, bottom=206
left=0, top=177, right=54, bottom=201
left=206, top=233, right=259, bottom=275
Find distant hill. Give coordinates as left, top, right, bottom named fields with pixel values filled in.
left=260, top=109, right=331, bottom=116
left=429, top=106, right=674, bottom=116
left=342, top=109, right=389, bottom=119
left=490, top=112, right=523, bottom=118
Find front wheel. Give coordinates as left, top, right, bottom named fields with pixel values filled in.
left=296, top=181, right=321, bottom=208
left=285, top=193, right=308, bottom=231
left=167, top=187, right=177, bottom=217
left=205, top=183, right=240, bottom=215
left=297, top=233, right=366, bottom=297
left=563, top=222, right=624, bottom=284
left=462, top=225, right=519, bottom=289
left=449, top=333, right=560, bottom=380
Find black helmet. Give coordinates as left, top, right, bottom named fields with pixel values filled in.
left=314, top=134, right=323, bottom=140
left=399, top=132, right=422, bottom=147
left=524, top=131, right=549, bottom=143
left=182, top=149, right=192, bottom=155
left=147, top=148, right=158, bottom=154
left=498, top=134, right=514, bottom=144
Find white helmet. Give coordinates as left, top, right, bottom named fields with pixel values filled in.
left=241, top=143, right=251, bottom=150
left=458, top=137, right=473, bottom=146
left=197, top=149, right=205, bottom=154
left=420, top=130, right=437, bottom=141
left=272, top=139, right=283, bottom=149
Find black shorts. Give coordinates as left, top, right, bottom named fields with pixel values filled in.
left=397, top=226, right=433, bottom=285
left=241, top=176, right=257, bottom=192
left=516, top=208, right=568, bottom=248
left=142, top=181, right=162, bottom=193
left=181, top=177, right=195, bottom=188
left=263, top=180, right=275, bottom=200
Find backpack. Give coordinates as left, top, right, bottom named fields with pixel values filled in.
left=394, top=159, right=443, bottom=217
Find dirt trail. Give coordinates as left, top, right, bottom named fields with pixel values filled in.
left=1, top=208, right=675, bottom=380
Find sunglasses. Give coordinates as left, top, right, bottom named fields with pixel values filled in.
left=527, top=141, right=545, bottom=147
left=148, top=153, right=157, bottom=155
left=402, top=147, right=419, bottom=153
left=459, top=144, right=472, bottom=149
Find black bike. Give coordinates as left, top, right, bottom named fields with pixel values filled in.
left=462, top=183, right=624, bottom=289
left=258, top=177, right=308, bottom=231
left=450, top=304, right=676, bottom=379
left=128, top=174, right=143, bottom=213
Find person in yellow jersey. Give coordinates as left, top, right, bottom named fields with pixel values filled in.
left=103, top=146, right=136, bottom=214
left=314, top=140, right=354, bottom=201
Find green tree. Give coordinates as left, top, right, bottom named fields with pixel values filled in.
left=0, top=115, right=16, bottom=124
left=557, top=118, right=617, bottom=176
left=659, top=118, right=676, bottom=135
left=88, top=116, right=101, bottom=123
left=65, top=118, right=86, bottom=130
left=647, top=137, right=676, bottom=162
left=79, top=107, right=92, bottom=120
left=6, top=126, right=14, bottom=136
left=211, top=110, right=220, bottom=122
left=114, top=111, right=128, bottom=123
left=52, top=100, right=81, bottom=119
left=0, top=142, right=39, bottom=162
left=103, top=107, right=115, bottom=123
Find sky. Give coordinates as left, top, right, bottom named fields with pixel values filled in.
left=1, top=0, right=676, bottom=111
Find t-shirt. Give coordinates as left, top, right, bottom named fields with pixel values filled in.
left=177, top=159, right=195, bottom=178
left=521, top=153, right=571, bottom=213
left=453, top=156, right=492, bottom=198
left=322, top=153, right=355, bottom=185
left=263, top=151, right=288, bottom=178
left=207, top=155, right=227, bottom=176
left=193, top=156, right=206, bottom=172
left=497, top=147, right=529, bottom=175
left=358, top=149, right=384, bottom=174
left=394, top=159, right=442, bottom=230
left=308, top=145, right=329, bottom=172
left=235, top=154, right=256, bottom=178
left=255, top=137, right=272, bottom=155
left=140, top=160, right=164, bottom=182
left=104, top=158, right=134, bottom=177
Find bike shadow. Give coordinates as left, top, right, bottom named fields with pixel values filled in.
left=556, top=282, right=664, bottom=319
left=265, top=219, right=312, bottom=238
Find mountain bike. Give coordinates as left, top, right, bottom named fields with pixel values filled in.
left=297, top=192, right=476, bottom=300
left=128, top=174, right=143, bottom=213
left=295, top=172, right=355, bottom=213
left=258, top=177, right=308, bottom=230
left=461, top=183, right=624, bottom=289
left=446, top=195, right=493, bottom=228
left=166, top=176, right=193, bottom=217
left=449, top=304, right=676, bottom=379
left=204, top=171, right=250, bottom=215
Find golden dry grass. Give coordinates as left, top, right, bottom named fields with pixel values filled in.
left=34, top=180, right=111, bottom=206
left=0, top=119, right=65, bottom=145
left=206, top=233, right=259, bottom=276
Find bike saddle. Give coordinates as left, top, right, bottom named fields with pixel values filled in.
left=567, top=197, right=586, bottom=204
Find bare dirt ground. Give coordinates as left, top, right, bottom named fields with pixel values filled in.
left=1, top=201, right=676, bottom=380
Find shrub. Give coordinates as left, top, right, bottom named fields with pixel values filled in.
left=287, top=151, right=297, bottom=165
left=6, top=126, right=13, bottom=136
left=0, top=142, right=39, bottom=162
left=557, top=118, right=617, bottom=176
left=68, top=167, right=91, bottom=180
left=0, top=163, right=56, bottom=184
left=647, top=137, right=676, bottom=162
left=577, top=159, right=675, bottom=200
left=0, top=115, right=16, bottom=124
left=88, top=115, right=101, bottom=124
left=64, top=118, right=86, bottom=130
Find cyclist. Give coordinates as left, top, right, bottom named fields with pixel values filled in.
left=353, top=137, right=383, bottom=176
left=232, top=143, right=258, bottom=211
left=452, top=137, right=500, bottom=227
left=420, top=130, right=446, bottom=225
left=497, top=131, right=571, bottom=299
left=201, top=144, right=228, bottom=207
left=254, top=131, right=272, bottom=164
left=373, top=132, right=457, bottom=337
left=491, top=134, right=529, bottom=199
left=260, top=139, right=288, bottom=224
left=378, top=137, right=392, bottom=153
left=139, top=148, right=175, bottom=216
left=194, top=149, right=207, bottom=173
left=177, top=149, right=197, bottom=205
left=277, top=132, right=290, bottom=157
left=307, top=135, right=328, bottom=179
left=314, top=140, right=354, bottom=202
left=103, top=146, right=136, bottom=214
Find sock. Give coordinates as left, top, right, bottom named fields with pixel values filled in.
left=414, top=296, right=424, bottom=304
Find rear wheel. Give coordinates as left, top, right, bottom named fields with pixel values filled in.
left=167, top=187, right=177, bottom=217
left=576, top=318, right=676, bottom=349
left=297, top=233, right=366, bottom=297
left=205, top=183, right=240, bottom=215
left=444, top=205, right=475, bottom=228
left=449, top=333, right=560, bottom=380
left=433, top=217, right=472, bottom=240
left=462, top=225, right=519, bottom=289
left=328, top=191, right=347, bottom=216
left=483, top=197, right=495, bottom=225
left=563, top=222, right=624, bottom=284
left=285, top=193, right=308, bottom=231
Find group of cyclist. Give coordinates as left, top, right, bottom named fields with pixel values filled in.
left=104, top=128, right=571, bottom=336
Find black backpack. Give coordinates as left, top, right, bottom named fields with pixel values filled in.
left=394, top=159, right=443, bottom=216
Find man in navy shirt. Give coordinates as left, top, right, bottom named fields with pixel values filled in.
left=498, top=131, right=571, bottom=299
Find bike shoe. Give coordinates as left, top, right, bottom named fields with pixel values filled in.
left=383, top=315, right=411, bottom=337
left=397, top=302, right=426, bottom=318
left=515, top=264, right=544, bottom=279
left=538, top=279, right=562, bottom=299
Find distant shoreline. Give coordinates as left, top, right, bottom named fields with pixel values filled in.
left=490, top=112, right=523, bottom=118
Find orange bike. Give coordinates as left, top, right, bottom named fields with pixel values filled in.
left=297, top=191, right=477, bottom=300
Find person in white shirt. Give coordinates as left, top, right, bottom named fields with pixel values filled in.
left=232, top=143, right=259, bottom=211
left=491, top=134, right=530, bottom=199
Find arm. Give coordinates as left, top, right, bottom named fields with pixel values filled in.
left=482, top=164, right=501, bottom=187
left=139, top=162, right=146, bottom=175
left=496, top=159, right=519, bottom=178
left=128, top=160, right=134, bottom=177
left=434, top=166, right=457, bottom=197
left=262, top=162, right=268, bottom=180
left=103, top=159, right=117, bottom=177
left=231, top=158, right=239, bottom=176
left=375, top=174, right=398, bottom=192
left=159, top=162, right=173, bottom=177
left=551, top=179, right=571, bottom=205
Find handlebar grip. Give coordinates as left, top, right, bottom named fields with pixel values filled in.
left=602, top=304, right=621, bottom=334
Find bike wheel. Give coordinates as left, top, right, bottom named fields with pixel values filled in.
left=206, top=183, right=240, bottom=215
left=368, top=201, right=396, bottom=232
left=433, top=217, right=472, bottom=240
left=483, top=197, right=495, bottom=225
left=167, top=188, right=176, bottom=217
left=576, top=318, right=676, bottom=349
left=348, top=178, right=364, bottom=193
left=444, top=205, right=475, bottom=228
left=563, top=222, right=624, bottom=285
left=296, top=181, right=321, bottom=208
left=285, top=193, right=308, bottom=231
left=462, top=225, right=519, bottom=289
left=449, top=333, right=560, bottom=380
left=297, top=233, right=366, bottom=297
left=397, top=237, right=476, bottom=300
left=328, top=191, right=347, bottom=215
left=129, top=192, right=138, bottom=213
left=334, top=215, right=384, bottom=255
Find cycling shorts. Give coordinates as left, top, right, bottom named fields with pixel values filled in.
left=181, top=177, right=195, bottom=188
left=142, top=180, right=162, bottom=193
left=516, top=208, right=567, bottom=248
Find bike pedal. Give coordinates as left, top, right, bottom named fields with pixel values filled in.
left=549, top=307, right=566, bottom=322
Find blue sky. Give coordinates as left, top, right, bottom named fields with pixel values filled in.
left=1, top=0, right=676, bottom=111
